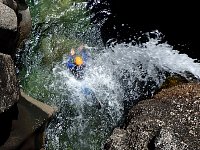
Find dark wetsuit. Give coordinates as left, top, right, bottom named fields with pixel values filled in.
left=66, top=49, right=87, bottom=79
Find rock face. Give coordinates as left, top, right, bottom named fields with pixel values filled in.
left=1, top=0, right=17, bottom=11
left=104, top=83, right=200, bottom=150
left=0, top=2, right=18, bottom=57
left=15, top=0, right=32, bottom=48
left=0, top=53, right=19, bottom=113
left=0, top=0, right=31, bottom=115
left=0, top=0, right=32, bottom=58
left=0, top=1, right=56, bottom=149
left=0, top=91, right=57, bottom=149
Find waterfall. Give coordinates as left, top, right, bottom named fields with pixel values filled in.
left=18, top=1, right=200, bottom=149
left=44, top=37, right=200, bottom=149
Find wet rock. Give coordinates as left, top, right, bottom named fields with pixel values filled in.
left=0, top=53, right=20, bottom=113
left=15, top=0, right=32, bottom=48
left=0, top=2, right=18, bottom=57
left=0, top=103, right=18, bottom=147
left=104, top=83, right=200, bottom=150
left=0, top=0, right=32, bottom=57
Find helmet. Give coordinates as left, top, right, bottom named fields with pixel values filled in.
left=74, top=56, right=83, bottom=66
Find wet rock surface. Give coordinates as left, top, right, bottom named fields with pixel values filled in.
left=0, top=53, right=19, bottom=113
left=0, top=0, right=31, bottom=58
left=104, top=83, right=200, bottom=150
left=15, top=0, right=32, bottom=48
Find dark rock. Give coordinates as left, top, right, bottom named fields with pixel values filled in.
left=0, top=91, right=57, bottom=149
left=14, top=0, right=32, bottom=48
left=104, top=83, right=200, bottom=150
left=0, top=53, right=20, bottom=113
left=0, top=103, right=18, bottom=147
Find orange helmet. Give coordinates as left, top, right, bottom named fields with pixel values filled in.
left=74, top=56, right=83, bottom=66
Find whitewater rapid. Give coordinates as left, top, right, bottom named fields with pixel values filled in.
left=45, top=38, right=200, bottom=149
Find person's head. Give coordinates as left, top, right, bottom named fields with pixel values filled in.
left=70, top=48, right=75, bottom=56
left=74, top=56, right=83, bottom=66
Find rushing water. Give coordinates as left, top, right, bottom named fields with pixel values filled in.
left=18, top=1, right=200, bottom=150
left=43, top=37, right=200, bottom=149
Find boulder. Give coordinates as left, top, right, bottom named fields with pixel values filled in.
left=0, top=0, right=17, bottom=11
left=15, top=0, right=32, bottom=48
left=0, top=90, right=57, bottom=149
left=0, top=53, right=19, bottom=113
left=104, top=83, right=200, bottom=150
left=0, top=2, right=18, bottom=57
left=0, top=0, right=32, bottom=57
left=0, top=2, right=17, bottom=31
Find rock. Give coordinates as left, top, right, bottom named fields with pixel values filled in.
left=0, top=2, right=17, bottom=31
left=16, top=0, right=32, bottom=48
left=0, top=90, right=57, bottom=149
left=0, top=2, right=18, bottom=57
left=104, top=83, right=200, bottom=150
left=0, top=53, right=20, bottom=113
left=0, top=0, right=17, bottom=12
left=0, top=0, right=32, bottom=57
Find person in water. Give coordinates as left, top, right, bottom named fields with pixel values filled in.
left=66, top=44, right=88, bottom=80
left=66, top=44, right=101, bottom=109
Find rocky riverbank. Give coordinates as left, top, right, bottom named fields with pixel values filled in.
left=0, top=0, right=56, bottom=149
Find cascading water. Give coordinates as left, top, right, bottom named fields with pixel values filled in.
left=46, top=48, right=124, bottom=149
left=43, top=36, right=200, bottom=149
left=18, top=1, right=200, bottom=150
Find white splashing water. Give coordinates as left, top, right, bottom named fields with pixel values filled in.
left=45, top=38, right=200, bottom=149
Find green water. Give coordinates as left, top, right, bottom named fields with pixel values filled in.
left=19, top=0, right=102, bottom=103
left=18, top=0, right=109, bottom=149
left=17, top=1, right=200, bottom=149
